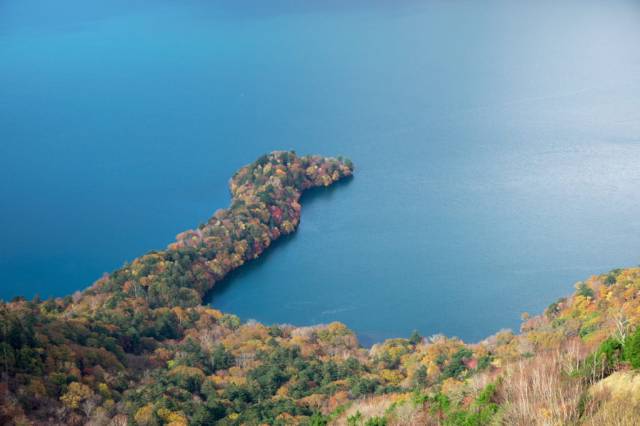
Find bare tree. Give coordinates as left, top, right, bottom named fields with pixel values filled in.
left=614, top=312, right=629, bottom=343
left=110, top=414, right=129, bottom=426
left=82, top=399, right=97, bottom=418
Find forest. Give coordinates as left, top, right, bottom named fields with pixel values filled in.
left=2, top=151, right=640, bottom=425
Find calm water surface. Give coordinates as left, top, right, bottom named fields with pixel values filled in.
left=2, top=0, right=640, bottom=343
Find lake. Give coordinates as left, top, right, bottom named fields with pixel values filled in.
left=2, top=0, right=640, bottom=344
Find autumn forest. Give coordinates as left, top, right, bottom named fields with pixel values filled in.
left=2, top=152, right=640, bottom=425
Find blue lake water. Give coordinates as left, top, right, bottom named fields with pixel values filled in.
left=2, top=0, right=640, bottom=344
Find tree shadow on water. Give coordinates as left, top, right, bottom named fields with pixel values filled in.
left=204, top=175, right=353, bottom=306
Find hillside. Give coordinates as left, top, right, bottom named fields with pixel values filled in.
left=1, top=151, right=640, bottom=425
